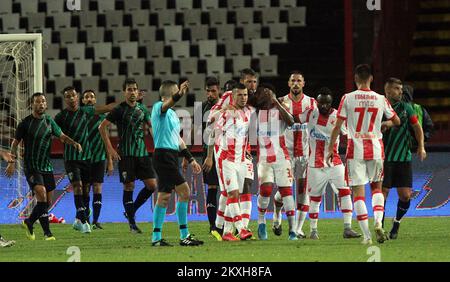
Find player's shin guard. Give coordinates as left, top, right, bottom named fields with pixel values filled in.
left=215, top=191, right=227, bottom=230
left=354, top=197, right=371, bottom=239
left=38, top=203, right=51, bottom=235
left=371, top=189, right=385, bottom=226
left=123, top=191, right=136, bottom=225
left=92, top=193, right=102, bottom=223
left=134, top=187, right=153, bottom=212
left=257, top=184, right=272, bottom=224
left=206, top=188, right=218, bottom=230
left=152, top=205, right=166, bottom=242
left=273, top=191, right=283, bottom=226
left=227, top=197, right=244, bottom=232
left=396, top=199, right=410, bottom=222
left=309, top=196, right=321, bottom=231
left=176, top=202, right=189, bottom=240
left=339, top=188, right=353, bottom=228
left=240, top=194, right=252, bottom=228
left=279, top=187, right=295, bottom=232
left=223, top=204, right=234, bottom=235
left=296, top=198, right=309, bottom=234
left=74, top=195, right=87, bottom=223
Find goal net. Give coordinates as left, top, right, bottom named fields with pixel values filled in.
left=0, top=34, right=43, bottom=224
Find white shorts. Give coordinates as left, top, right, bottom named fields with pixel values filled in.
left=257, top=159, right=293, bottom=187
left=217, top=159, right=247, bottom=193
left=346, top=159, right=384, bottom=187
left=244, top=157, right=254, bottom=180
left=307, top=164, right=347, bottom=197
left=291, top=156, right=308, bottom=179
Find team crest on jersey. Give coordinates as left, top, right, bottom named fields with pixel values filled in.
left=226, top=178, right=231, bottom=186
left=122, top=171, right=127, bottom=180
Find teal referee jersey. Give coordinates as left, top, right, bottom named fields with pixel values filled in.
left=151, top=101, right=180, bottom=150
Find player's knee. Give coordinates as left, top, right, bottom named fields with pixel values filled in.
left=93, top=183, right=102, bottom=194
left=124, top=182, right=135, bottom=191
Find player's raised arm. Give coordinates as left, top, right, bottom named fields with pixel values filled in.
left=98, top=119, right=120, bottom=161
left=161, top=80, right=189, bottom=113
left=59, top=133, right=82, bottom=152
left=93, top=101, right=122, bottom=115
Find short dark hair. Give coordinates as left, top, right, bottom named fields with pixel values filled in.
left=31, top=92, right=45, bottom=101
left=355, top=64, right=372, bottom=82
left=205, top=76, right=220, bottom=88
left=82, top=89, right=96, bottom=96
left=223, top=80, right=238, bottom=92
left=234, top=83, right=247, bottom=90
left=62, top=86, right=76, bottom=95
left=259, top=83, right=276, bottom=94
left=290, top=70, right=305, bottom=77
left=316, top=87, right=333, bottom=99
left=159, top=80, right=178, bottom=97
left=122, top=78, right=138, bottom=91
left=240, top=68, right=257, bottom=80
left=385, top=77, right=402, bottom=86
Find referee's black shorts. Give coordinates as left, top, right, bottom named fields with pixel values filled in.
left=24, top=168, right=56, bottom=192
left=383, top=161, right=413, bottom=188
left=153, top=149, right=185, bottom=193
left=118, top=156, right=156, bottom=183
left=202, top=150, right=219, bottom=186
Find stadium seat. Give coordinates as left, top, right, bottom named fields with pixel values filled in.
left=46, top=96, right=54, bottom=109
left=47, top=60, right=66, bottom=78
left=288, top=7, right=307, bottom=27
left=183, top=10, right=202, bottom=26
left=259, top=55, right=278, bottom=77
left=59, top=28, right=79, bottom=46
left=53, top=13, right=72, bottom=29
left=225, top=39, right=244, bottom=57
left=119, top=42, right=138, bottom=60
left=254, top=0, right=271, bottom=8
left=46, top=109, right=60, bottom=117
left=171, top=41, right=190, bottom=58
left=54, top=77, right=73, bottom=94
left=157, top=10, right=177, bottom=27
left=0, top=0, right=12, bottom=15
left=1, top=14, right=20, bottom=31
left=202, top=0, right=218, bottom=11
left=216, top=24, right=235, bottom=43
left=236, top=9, right=254, bottom=25
left=137, top=26, right=157, bottom=44
left=37, top=28, right=53, bottom=45
left=112, top=26, right=131, bottom=44
left=206, top=57, right=225, bottom=75
left=94, top=92, right=107, bottom=105
left=232, top=56, right=252, bottom=76
left=96, top=0, right=116, bottom=12
left=127, top=58, right=146, bottom=76
left=158, top=74, right=180, bottom=84
left=101, top=59, right=120, bottom=76
left=243, top=24, right=262, bottom=43
left=133, top=75, right=153, bottom=92
left=142, top=91, right=160, bottom=107
left=105, top=10, right=124, bottom=28
left=85, top=27, right=105, bottom=45
left=164, top=26, right=183, bottom=43
left=151, top=0, right=167, bottom=11
left=67, top=43, right=86, bottom=60
left=81, top=76, right=100, bottom=92
left=251, top=38, right=270, bottom=56
left=107, top=75, right=126, bottom=93
left=74, top=59, right=93, bottom=77
left=146, top=42, right=165, bottom=58
left=46, top=0, right=65, bottom=14
left=209, top=9, right=228, bottom=26
left=280, top=0, right=297, bottom=8
left=190, top=25, right=209, bottom=42
left=186, top=74, right=205, bottom=92
left=178, top=57, right=198, bottom=75
left=217, top=73, right=233, bottom=86
left=132, top=10, right=150, bottom=27
left=93, top=42, right=112, bottom=60
left=18, top=0, right=38, bottom=16
left=261, top=8, right=280, bottom=25
left=175, top=0, right=193, bottom=11
left=198, top=40, right=217, bottom=58
left=153, top=57, right=172, bottom=75
left=228, top=0, right=245, bottom=10
left=27, top=13, right=47, bottom=30
left=269, top=23, right=288, bottom=43
left=124, top=0, right=142, bottom=12
left=79, top=11, right=98, bottom=28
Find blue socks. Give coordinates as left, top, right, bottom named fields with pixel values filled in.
left=176, top=201, right=189, bottom=239
left=152, top=205, right=167, bottom=242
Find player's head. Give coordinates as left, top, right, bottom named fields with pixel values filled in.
left=31, top=92, right=47, bottom=115
left=354, top=64, right=373, bottom=86
left=159, top=80, right=179, bottom=100
left=239, top=68, right=258, bottom=95
left=82, top=90, right=96, bottom=106
left=123, top=78, right=139, bottom=103
left=232, top=83, right=248, bottom=109
left=205, top=76, right=220, bottom=104
left=384, top=77, right=403, bottom=103
left=62, top=86, right=79, bottom=110
left=223, top=79, right=238, bottom=93
left=253, top=83, right=276, bottom=110
left=288, top=71, right=305, bottom=96
left=316, top=87, right=333, bottom=116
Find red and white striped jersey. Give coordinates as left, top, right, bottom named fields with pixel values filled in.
left=300, top=108, right=346, bottom=168
left=279, top=93, right=316, bottom=158
left=337, top=89, right=397, bottom=160
left=257, top=108, right=291, bottom=163
left=214, top=106, right=255, bottom=163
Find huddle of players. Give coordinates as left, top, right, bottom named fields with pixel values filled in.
left=202, top=65, right=424, bottom=245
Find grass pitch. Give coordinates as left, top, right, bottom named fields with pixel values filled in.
left=0, top=217, right=449, bottom=262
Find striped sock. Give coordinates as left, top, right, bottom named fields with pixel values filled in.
left=227, top=197, right=244, bottom=232
left=152, top=205, right=166, bottom=242
left=176, top=201, right=189, bottom=240
left=239, top=194, right=252, bottom=228
left=273, top=191, right=283, bottom=226
left=279, top=187, right=296, bottom=232
left=354, top=197, right=371, bottom=239
left=223, top=203, right=234, bottom=234
left=215, top=191, right=227, bottom=230
left=371, top=190, right=385, bottom=226
left=339, top=188, right=353, bottom=228
left=257, top=184, right=272, bottom=225
left=309, top=196, right=321, bottom=231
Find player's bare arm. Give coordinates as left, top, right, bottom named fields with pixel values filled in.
left=412, top=122, right=427, bottom=161
left=59, top=133, right=82, bottom=152
left=99, top=119, right=120, bottom=161
left=272, top=93, right=295, bottom=126
left=326, top=118, right=345, bottom=165
left=5, top=139, right=20, bottom=177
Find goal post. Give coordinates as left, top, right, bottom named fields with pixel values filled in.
left=0, top=33, right=43, bottom=223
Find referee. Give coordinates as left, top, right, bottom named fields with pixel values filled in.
left=150, top=80, right=203, bottom=247
left=382, top=78, right=427, bottom=239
